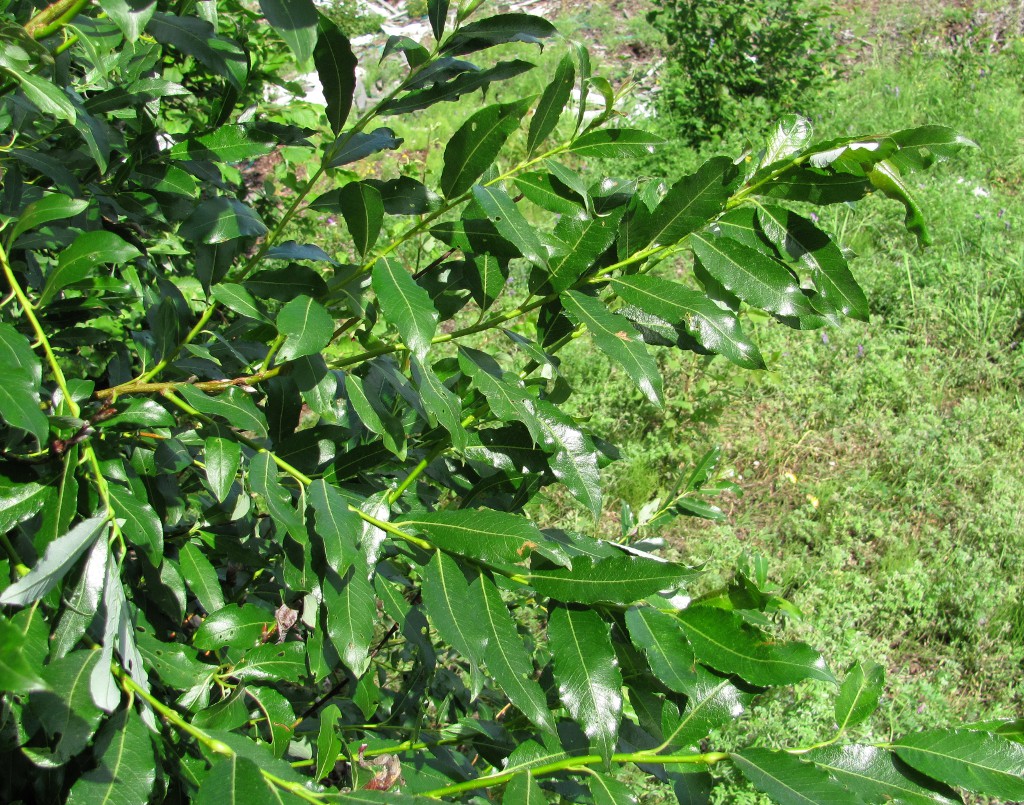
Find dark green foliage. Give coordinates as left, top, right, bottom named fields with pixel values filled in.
left=0, top=1, right=1014, bottom=803
left=648, top=0, right=838, bottom=144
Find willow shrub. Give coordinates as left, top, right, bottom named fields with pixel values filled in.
left=0, top=1, right=1020, bottom=803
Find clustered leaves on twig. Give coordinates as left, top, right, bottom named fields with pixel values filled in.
left=1, top=0, right=1019, bottom=803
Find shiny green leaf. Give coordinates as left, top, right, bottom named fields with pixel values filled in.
left=530, top=557, right=696, bottom=605
left=731, top=747, right=864, bottom=805
left=757, top=205, right=869, bottom=322
left=204, top=436, right=240, bottom=503
left=315, top=14, right=357, bottom=134
left=315, top=704, right=343, bottom=782
left=421, top=550, right=488, bottom=663
left=675, top=606, right=834, bottom=687
left=260, top=0, right=318, bottom=63
left=691, top=232, right=814, bottom=318
left=567, top=129, right=663, bottom=159
left=39, top=230, right=140, bottom=306
left=179, top=198, right=268, bottom=245
left=611, top=275, right=765, bottom=369
left=109, top=484, right=162, bottom=563
left=439, top=13, right=557, bottom=56
left=398, top=509, right=558, bottom=568
left=179, top=541, right=225, bottom=614
left=212, top=282, right=271, bottom=322
left=332, top=186, right=382, bottom=261
left=178, top=385, right=268, bottom=438
left=473, top=184, right=548, bottom=268
left=441, top=99, right=531, bottom=198
left=233, top=642, right=307, bottom=683
left=372, top=257, right=438, bottom=363
left=808, top=745, right=960, bottom=804
left=548, top=605, right=621, bottom=763
left=472, top=570, right=555, bottom=733
left=148, top=12, right=246, bottom=90
left=528, top=54, right=574, bottom=156
left=561, top=290, right=662, bottom=405
left=194, top=604, right=273, bottom=650
left=308, top=479, right=360, bottom=572
left=323, top=561, right=375, bottom=676
left=836, top=660, right=884, bottom=731
left=0, top=616, right=47, bottom=693
left=276, top=294, right=334, bottom=362
left=66, top=706, right=156, bottom=805
left=892, top=729, right=1024, bottom=800
left=8, top=193, right=88, bottom=244
left=0, top=515, right=107, bottom=606
left=327, top=128, right=403, bottom=168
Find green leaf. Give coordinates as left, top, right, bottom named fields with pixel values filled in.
left=731, top=748, right=865, bottom=805
left=51, top=537, right=108, bottom=660
left=623, top=156, right=736, bottom=251
left=39, top=230, right=141, bottom=306
left=757, top=167, right=870, bottom=205
left=323, top=562, right=376, bottom=676
left=204, top=436, right=241, bottom=503
left=178, top=385, right=268, bottom=438
left=611, top=275, right=765, bottom=369
left=808, top=746, right=960, bottom=804
left=892, top=729, right=1024, bottom=800
left=660, top=669, right=754, bottom=749
left=361, top=176, right=441, bottom=216
left=530, top=556, right=696, bottom=605
left=625, top=606, right=703, bottom=694
left=412, top=358, right=469, bottom=451
left=561, top=290, right=662, bottom=405
left=180, top=197, right=268, bottom=245
left=179, top=541, right=226, bottom=615
left=868, top=159, right=931, bottom=246
left=0, top=515, right=107, bottom=606
left=428, top=0, right=449, bottom=40
left=514, top=172, right=583, bottom=216
left=326, top=128, right=403, bottom=168
left=233, top=642, right=307, bottom=683
left=148, top=12, right=246, bottom=91
left=502, top=771, right=546, bottom=804
left=29, top=650, right=102, bottom=763
left=344, top=372, right=406, bottom=459
left=0, top=376, right=47, bottom=443
left=0, top=471, right=49, bottom=538
left=100, top=399, right=175, bottom=429
left=249, top=451, right=306, bottom=542
left=548, top=605, right=621, bottom=764
left=338, top=181, right=384, bottom=257
left=372, top=257, right=439, bottom=363
left=308, top=479, right=360, bottom=572
left=109, top=484, right=162, bottom=564
left=276, top=294, right=335, bottom=362
left=260, top=0, right=318, bottom=63
left=315, top=704, right=343, bottom=782
left=0, top=616, right=47, bottom=693
left=66, top=707, right=155, bottom=804
left=421, top=550, right=488, bottom=664
left=439, top=13, right=557, bottom=56
left=472, top=570, right=555, bottom=733
left=691, top=232, right=814, bottom=318
left=441, top=99, right=531, bottom=198
left=757, top=205, right=869, bottom=322
left=528, top=54, right=575, bottom=156
left=762, top=115, right=813, bottom=167
left=567, top=129, right=664, bottom=158
left=398, top=509, right=558, bottom=568
left=587, top=771, right=637, bottom=805
left=836, top=660, right=884, bottom=731
left=315, top=14, right=358, bottom=135
left=7, top=68, right=76, bottom=122
left=196, top=754, right=295, bottom=805
left=8, top=193, right=88, bottom=244
left=169, top=124, right=276, bottom=164
left=0, top=323, right=41, bottom=386
left=675, top=606, right=834, bottom=687
left=98, top=0, right=154, bottom=42
left=471, top=183, right=547, bottom=268
left=194, top=604, right=274, bottom=651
